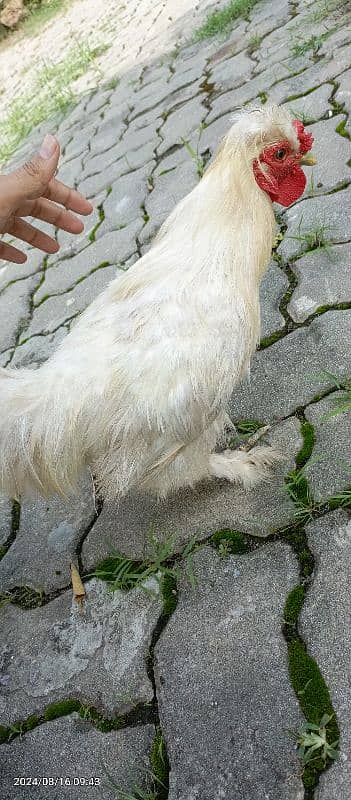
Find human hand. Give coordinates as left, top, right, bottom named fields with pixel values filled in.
left=0, top=134, right=93, bottom=263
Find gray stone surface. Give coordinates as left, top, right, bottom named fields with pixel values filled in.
left=260, top=260, right=289, bottom=338
left=0, top=715, right=154, bottom=800
left=230, top=311, right=351, bottom=422
left=34, top=223, right=141, bottom=302
left=303, top=116, right=350, bottom=196
left=155, top=543, right=304, bottom=800
left=287, top=243, right=351, bottom=323
left=0, top=349, right=11, bottom=366
left=82, top=419, right=302, bottom=570
left=282, top=83, right=333, bottom=123
left=210, top=51, right=254, bottom=93
left=305, top=393, right=351, bottom=502
left=0, top=475, right=95, bottom=593
left=0, top=577, right=162, bottom=725
left=278, top=186, right=351, bottom=263
left=11, top=327, right=68, bottom=369
left=23, top=265, right=120, bottom=338
left=158, top=95, right=206, bottom=156
left=55, top=204, right=102, bottom=261
left=96, top=165, right=151, bottom=236
left=0, top=274, right=42, bottom=351
left=301, top=511, right=351, bottom=800
left=140, top=159, right=199, bottom=244
left=0, top=495, right=11, bottom=547
left=0, top=248, right=44, bottom=292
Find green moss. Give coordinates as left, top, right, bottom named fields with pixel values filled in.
left=284, top=585, right=305, bottom=626
left=259, top=330, right=284, bottom=349
left=335, top=118, right=350, bottom=139
left=296, top=421, right=315, bottom=468
left=288, top=639, right=338, bottom=730
left=211, top=529, right=249, bottom=554
left=0, top=725, right=8, bottom=743
left=44, top=699, right=80, bottom=721
left=161, top=573, right=178, bottom=616
left=258, top=91, right=267, bottom=104
left=151, top=728, right=169, bottom=794
left=288, top=638, right=339, bottom=785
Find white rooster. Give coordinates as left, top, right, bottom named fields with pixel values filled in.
left=0, top=104, right=315, bottom=501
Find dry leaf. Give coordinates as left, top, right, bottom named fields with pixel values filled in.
left=70, top=562, right=86, bottom=607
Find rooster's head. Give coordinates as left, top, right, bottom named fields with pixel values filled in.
left=252, top=115, right=316, bottom=207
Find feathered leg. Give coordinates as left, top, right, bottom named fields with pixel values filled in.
left=209, top=447, right=282, bottom=489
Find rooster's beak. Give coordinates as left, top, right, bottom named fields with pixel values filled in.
left=300, top=153, right=317, bottom=166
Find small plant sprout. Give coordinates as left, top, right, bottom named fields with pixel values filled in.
left=293, top=714, right=339, bottom=767
left=291, top=30, right=333, bottom=58
left=284, top=466, right=316, bottom=524
left=247, top=33, right=262, bottom=53
left=181, top=123, right=207, bottom=178
left=289, top=218, right=335, bottom=257
left=90, top=531, right=198, bottom=593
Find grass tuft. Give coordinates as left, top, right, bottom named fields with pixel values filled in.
left=0, top=38, right=109, bottom=166
left=193, top=0, right=259, bottom=41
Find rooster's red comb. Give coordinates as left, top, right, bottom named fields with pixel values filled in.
left=293, top=119, right=314, bottom=154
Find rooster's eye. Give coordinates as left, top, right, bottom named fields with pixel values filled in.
left=275, top=148, right=287, bottom=161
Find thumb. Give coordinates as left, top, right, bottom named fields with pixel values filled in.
left=5, top=134, right=60, bottom=204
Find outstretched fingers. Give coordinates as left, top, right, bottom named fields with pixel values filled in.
left=44, top=178, right=93, bottom=215
left=19, top=197, right=85, bottom=234
left=7, top=217, right=59, bottom=254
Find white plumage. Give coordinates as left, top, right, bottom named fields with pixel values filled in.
left=0, top=105, right=301, bottom=501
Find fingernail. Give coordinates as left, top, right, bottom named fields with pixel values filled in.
left=39, top=134, right=57, bottom=159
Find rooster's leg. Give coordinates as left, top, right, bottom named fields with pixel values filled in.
left=209, top=446, right=281, bottom=489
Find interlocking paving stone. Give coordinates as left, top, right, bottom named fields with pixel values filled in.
left=23, top=265, right=121, bottom=338
left=0, top=350, right=11, bottom=366
left=0, top=495, right=11, bottom=547
left=88, top=116, right=128, bottom=160
left=278, top=186, right=351, bottom=263
left=158, top=95, right=206, bottom=156
left=287, top=243, right=351, bottom=323
left=82, top=120, right=160, bottom=181
left=140, top=159, right=199, bottom=244
left=0, top=248, right=44, bottom=292
left=82, top=418, right=302, bottom=569
left=0, top=274, right=42, bottom=351
left=304, top=393, right=351, bottom=502
left=301, top=510, right=351, bottom=800
left=210, top=51, right=254, bottom=93
left=96, top=165, right=152, bottom=236
left=155, top=543, right=304, bottom=800
left=35, top=222, right=141, bottom=302
left=260, top=260, right=289, bottom=338
left=0, top=475, right=95, bottom=593
left=0, top=715, right=154, bottom=800
left=0, top=577, right=161, bottom=725
left=207, top=62, right=291, bottom=123
left=303, top=115, right=350, bottom=195
left=282, top=83, right=333, bottom=123
left=11, top=327, right=68, bottom=369
left=229, top=311, right=351, bottom=422
left=55, top=205, right=102, bottom=261
left=335, top=67, right=351, bottom=114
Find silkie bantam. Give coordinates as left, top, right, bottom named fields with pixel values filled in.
left=0, top=105, right=316, bottom=502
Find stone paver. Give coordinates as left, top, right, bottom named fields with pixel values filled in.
left=230, top=311, right=351, bottom=422
left=34, top=222, right=141, bottom=302
left=82, top=418, right=302, bottom=568
left=278, top=186, right=351, bottom=264
left=0, top=577, right=161, bottom=725
left=155, top=543, right=304, bottom=800
left=0, top=496, right=11, bottom=547
left=0, top=475, right=95, bottom=593
left=301, top=511, right=351, bottom=800
left=0, top=0, right=351, bottom=796
left=23, top=265, right=121, bottom=339
left=287, top=243, right=351, bottom=322
left=0, top=716, right=154, bottom=800
left=305, top=394, right=351, bottom=502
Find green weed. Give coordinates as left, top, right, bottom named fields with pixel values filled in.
left=291, top=30, right=334, bottom=58
left=292, top=714, right=339, bottom=766
left=289, top=220, right=335, bottom=256
left=181, top=123, right=207, bottom=177
left=21, top=0, right=67, bottom=37
left=247, top=32, right=262, bottom=53
left=90, top=533, right=197, bottom=594
left=193, top=0, right=259, bottom=41
left=0, top=39, right=109, bottom=166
